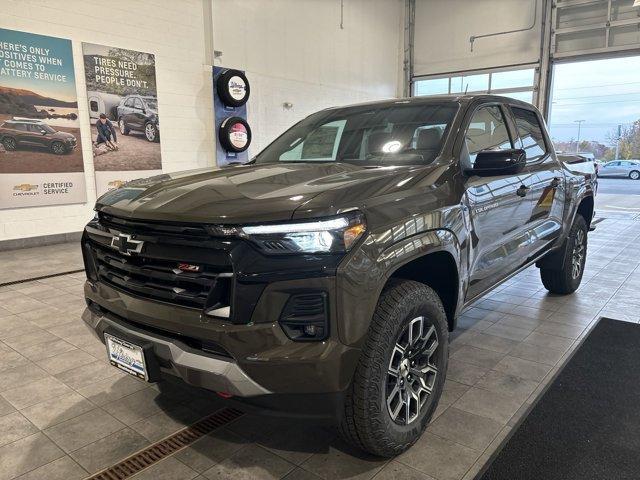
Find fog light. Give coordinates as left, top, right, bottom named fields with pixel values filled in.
left=279, top=292, right=329, bottom=341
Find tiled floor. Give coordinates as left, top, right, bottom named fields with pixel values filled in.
left=1, top=212, right=639, bottom=480
left=0, top=243, right=83, bottom=284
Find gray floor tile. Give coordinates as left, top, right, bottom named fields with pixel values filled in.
left=1, top=376, right=72, bottom=410
left=523, top=331, right=574, bottom=352
left=102, top=387, right=180, bottom=425
left=373, top=461, right=436, bottom=480
left=131, top=405, right=200, bottom=442
left=452, top=387, right=525, bottom=424
left=0, top=432, right=64, bottom=480
left=534, top=321, right=587, bottom=340
left=44, top=408, right=125, bottom=453
left=54, top=359, right=122, bottom=389
left=76, top=374, right=149, bottom=406
left=35, top=348, right=96, bottom=375
left=450, top=345, right=505, bottom=369
left=175, top=428, right=247, bottom=473
left=70, top=427, right=149, bottom=473
left=205, top=444, right=297, bottom=479
left=132, top=457, right=199, bottom=480
left=282, top=469, right=324, bottom=480
left=474, top=370, right=538, bottom=401
left=0, top=363, right=48, bottom=391
left=426, top=407, right=503, bottom=451
left=493, top=355, right=554, bottom=382
left=0, top=412, right=38, bottom=447
left=446, top=359, right=489, bottom=386
left=14, top=455, right=87, bottom=480
left=398, top=432, right=479, bottom=480
left=20, top=391, right=95, bottom=430
left=507, top=341, right=565, bottom=366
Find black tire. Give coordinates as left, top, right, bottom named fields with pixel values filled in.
left=216, top=69, right=250, bottom=107
left=339, top=279, right=449, bottom=457
left=50, top=141, right=66, bottom=155
left=119, top=118, right=130, bottom=135
left=630, top=170, right=640, bottom=180
left=540, top=214, right=588, bottom=294
left=144, top=122, right=159, bottom=142
left=2, top=137, right=17, bottom=151
left=218, top=117, right=251, bottom=153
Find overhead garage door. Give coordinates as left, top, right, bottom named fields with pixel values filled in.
left=553, top=0, right=640, bottom=59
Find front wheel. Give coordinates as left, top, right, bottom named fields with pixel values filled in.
left=145, top=122, right=159, bottom=142
left=339, top=279, right=448, bottom=457
left=630, top=170, right=640, bottom=180
left=2, top=137, right=16, bottom=151
left=50, top=141, right=66, bottom=155
left=540, top=214, right=588, bottom=294
left=119, top=119, right=130, bottom=135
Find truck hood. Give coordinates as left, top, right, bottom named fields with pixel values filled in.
left=95, top=162, right=440, bottom=224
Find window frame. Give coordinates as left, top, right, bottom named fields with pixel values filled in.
left=507, top=104, right=550, bottom=165
left=458, top=101, right=518, bottom=174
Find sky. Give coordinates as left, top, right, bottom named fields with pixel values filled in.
left=0, top=27, right=78, bottom=102
left=548, top=55, right=640, bottom=145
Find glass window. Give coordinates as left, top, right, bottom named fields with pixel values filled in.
left=12, top=123, right=27, bottom=131
left=512, top=107, right=547, bottom=161
left=497, top=91, right=534, bottom=104
left=462, top=105, right=513, bottom=167
left=256, top=103, right=458, bottom=166
left=124, top=98, right=134, bottom=107
left=134, top=98, right=144, bottom=110
left=491, top=68, right=535, bottom=89
left=450, top=74, right=489, bottom=93
left=414, top=78, right=449, bottom=96
left=90, top=100, right=99, bottom=112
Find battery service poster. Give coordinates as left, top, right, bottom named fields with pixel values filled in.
left=82, top=42, right=162, bottom=196
left=0, top=27, right=86, bottom=209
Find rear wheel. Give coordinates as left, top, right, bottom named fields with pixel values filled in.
left=540, top=214, right=588, bottom=294
left=2, top=137, right=16, bottom=151
left=630, top=170, right=640, bottom=180
left=339, top=279, right=448, bottom=457
left=119, top=119, right=130, bottom=135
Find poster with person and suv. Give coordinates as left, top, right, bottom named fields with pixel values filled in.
left=82, top=42, right=162, bottom=195
left=0, top=27, right=86, bottom=209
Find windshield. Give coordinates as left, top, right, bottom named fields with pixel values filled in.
left=144, top=99, right=158, bottom=110
left=254, top=102, right=458, bottom=166
left=40, top=124, right=56, bottom=134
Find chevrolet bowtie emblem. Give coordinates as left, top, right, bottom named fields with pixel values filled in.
left=110, top=233, right=144, bottom=256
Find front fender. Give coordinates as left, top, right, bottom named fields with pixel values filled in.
left=336, top=227, right=462, bottom=347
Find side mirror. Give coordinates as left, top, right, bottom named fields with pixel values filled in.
left=469, top=148, right=526, bottom=176
left=40, top=130, right=47, bottom=135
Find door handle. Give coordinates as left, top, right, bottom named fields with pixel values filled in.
left=550, top=177, right=561, bottom=188
left=516, top=185, right=530, bottom=197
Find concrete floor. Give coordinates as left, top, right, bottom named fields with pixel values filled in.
left=0, top=210, right=639, bottom=480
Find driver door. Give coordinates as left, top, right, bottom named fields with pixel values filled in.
left=462, top=103, right=532, bottom=300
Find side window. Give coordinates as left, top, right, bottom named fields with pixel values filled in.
left=124, top=98, right=135, bottom=107
left=462, top=105, right=512, bottom=167
left=13, top=123, right=27, bottom=131
left=134, top=98, right=144, bottom=110
left=511, top=106, right=547, bottom=162
left=90, top=100, right=99, bottom=112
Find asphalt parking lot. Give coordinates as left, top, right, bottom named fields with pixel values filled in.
left=597, top=178, right=640, bottom=215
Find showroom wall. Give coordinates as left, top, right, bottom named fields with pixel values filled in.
left=0, top=0, right=404, bottom=243
left=211, top=0, right=404, bottom=153
left=413, top=0, right=544, bottom=76
left=0, top=0, right=214, bottom=242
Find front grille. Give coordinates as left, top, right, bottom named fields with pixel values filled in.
left=85, top=214, right=233, bottom=311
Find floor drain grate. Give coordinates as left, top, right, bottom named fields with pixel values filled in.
left=86, top=407, right=243, bottom=480
left=0, top=269, right=85, bottom=287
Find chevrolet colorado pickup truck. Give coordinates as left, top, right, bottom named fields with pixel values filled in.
left=81, top=95, right=595, bottom=457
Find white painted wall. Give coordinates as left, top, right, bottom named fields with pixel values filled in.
left=413, top=0, right=543, bottom=76
left=212, top=0, right=404, bottom=153
left=0, top=0, right=404, bottom=242
left=0, top=0, right=215, bottom=241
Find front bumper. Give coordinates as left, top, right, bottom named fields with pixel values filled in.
left=82, top=306, right=269, bottom=397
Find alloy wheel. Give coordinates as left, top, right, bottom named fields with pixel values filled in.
left=571, top=228, right=586, bottom=279
left=52, top=142, right=65, bottom=154
left=386, top=316, right=439, bottom=425
left=119, top=120, right=126, bottom=134
left=631, top=171, right=640, bottom=180
left=145, top=123, right=156, bottom=141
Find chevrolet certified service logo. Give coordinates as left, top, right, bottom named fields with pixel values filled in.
left=111, top=233, right=144, bottom=256
left=13, top=183, right=39, bottom=192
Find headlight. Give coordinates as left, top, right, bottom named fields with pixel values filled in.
left=240, top=212, right=366, bottom=254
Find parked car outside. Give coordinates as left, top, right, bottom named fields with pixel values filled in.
left=116, top=95, right=160, bottom=142
left=0, top=118, right=77, bottom=155
left=597, top=159, right=640, bottom=179
left=82, top=95, right=595, bottom=457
